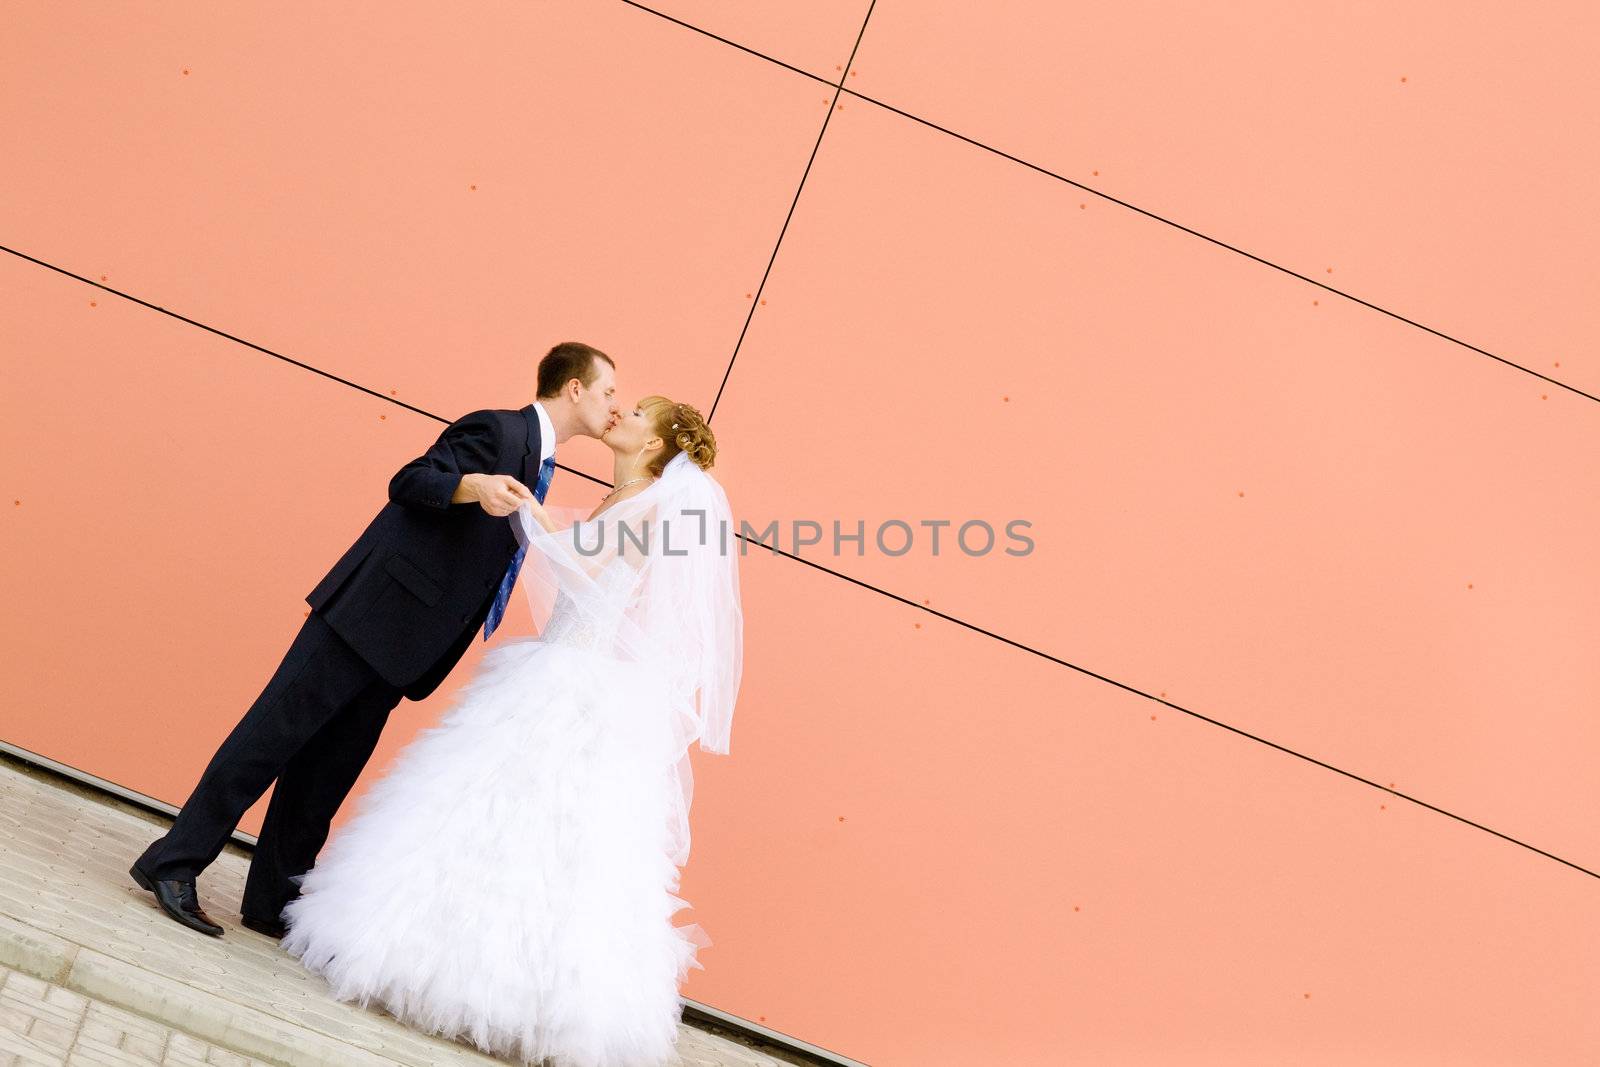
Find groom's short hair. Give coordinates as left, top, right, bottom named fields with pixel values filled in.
left=536, top=342, right=614, bottom=399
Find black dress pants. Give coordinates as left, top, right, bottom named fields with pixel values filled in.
left=133, top=609, right=408, bottom=921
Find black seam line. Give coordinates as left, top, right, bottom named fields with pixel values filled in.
left=617, top=0, right=831, bottom=92
left=738, top=534, right=1599, bottom=881
left=4, top=237, right=1589, bottom=879
left=619, top=0, right=1595, bottom=405
left=703, top=0, right=877, bottom=425
left=0, top=243, right=612, bottom=489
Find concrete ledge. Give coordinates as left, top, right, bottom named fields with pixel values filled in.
left=0, top=911, right=76, bottom=985
left=0, top=912, right=395, bottom=1066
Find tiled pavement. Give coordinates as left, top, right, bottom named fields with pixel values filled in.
left=0, top=755, right=793, bottom=1067
left=1, top=962, right=280, bottom=1065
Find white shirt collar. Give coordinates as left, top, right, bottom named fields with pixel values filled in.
left=531, top=401, right=556, bottom=464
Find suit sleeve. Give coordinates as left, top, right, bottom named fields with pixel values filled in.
left=387, top=409, right=504, bottom=511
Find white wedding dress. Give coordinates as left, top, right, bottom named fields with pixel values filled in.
left=280, top=556, right=712, bottom=1067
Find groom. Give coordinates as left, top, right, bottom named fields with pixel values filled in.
left=131, top=341, right=619, bottom=938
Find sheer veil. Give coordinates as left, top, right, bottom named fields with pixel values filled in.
left=509, top=450, right=744, bottom=863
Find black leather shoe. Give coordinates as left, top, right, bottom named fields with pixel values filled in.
left=129, top=862, right=224, bottom=937
left=240, top=913, right=288, bottom=939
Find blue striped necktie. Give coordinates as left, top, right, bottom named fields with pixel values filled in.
left=483, top=454, right=555, bottom=640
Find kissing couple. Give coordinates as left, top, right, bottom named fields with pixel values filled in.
left=129, top=341, right=744, bottom=1066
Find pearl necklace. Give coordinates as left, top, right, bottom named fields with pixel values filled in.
left=600, top=475, right=649, bottom=502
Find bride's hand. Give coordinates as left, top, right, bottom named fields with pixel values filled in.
left=520, top=493, right=559, bottom=533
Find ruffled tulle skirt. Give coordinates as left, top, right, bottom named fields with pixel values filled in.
left=280, top=635, right=710, bottom=1067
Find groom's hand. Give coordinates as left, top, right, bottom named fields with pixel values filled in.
left=462, top=473, right=534, bottom=517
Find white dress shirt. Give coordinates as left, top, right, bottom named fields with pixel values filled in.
left=531, top=400, right=556, bottom=466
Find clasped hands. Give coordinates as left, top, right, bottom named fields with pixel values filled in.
left=466, top=473, right=542, bottom=518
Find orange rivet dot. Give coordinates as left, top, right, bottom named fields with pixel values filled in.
left=380, top=414, right=387, bottom=420
left=759, top=299, right=766, bottom=305
left=89, top=301, right=96, bottom=307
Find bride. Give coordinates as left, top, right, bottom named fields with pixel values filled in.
left=280, top=397, right=743, bottom=1067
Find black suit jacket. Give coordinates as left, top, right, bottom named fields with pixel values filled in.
left=305, top=403, right=550, bottom=701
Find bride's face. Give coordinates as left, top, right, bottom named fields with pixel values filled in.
left=601, top=401, right=659, bottom=455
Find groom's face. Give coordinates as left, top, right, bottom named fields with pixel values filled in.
left=577, top=360, right=620, bottom=439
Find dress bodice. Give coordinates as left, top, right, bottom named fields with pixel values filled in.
left=539, top=558, right=641, bottom=652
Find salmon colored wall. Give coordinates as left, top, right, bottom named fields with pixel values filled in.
left=5, top=2, right=1599, bottom=1064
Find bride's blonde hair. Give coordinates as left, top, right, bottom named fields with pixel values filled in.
left=639, top=397, right=716, bottom=476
